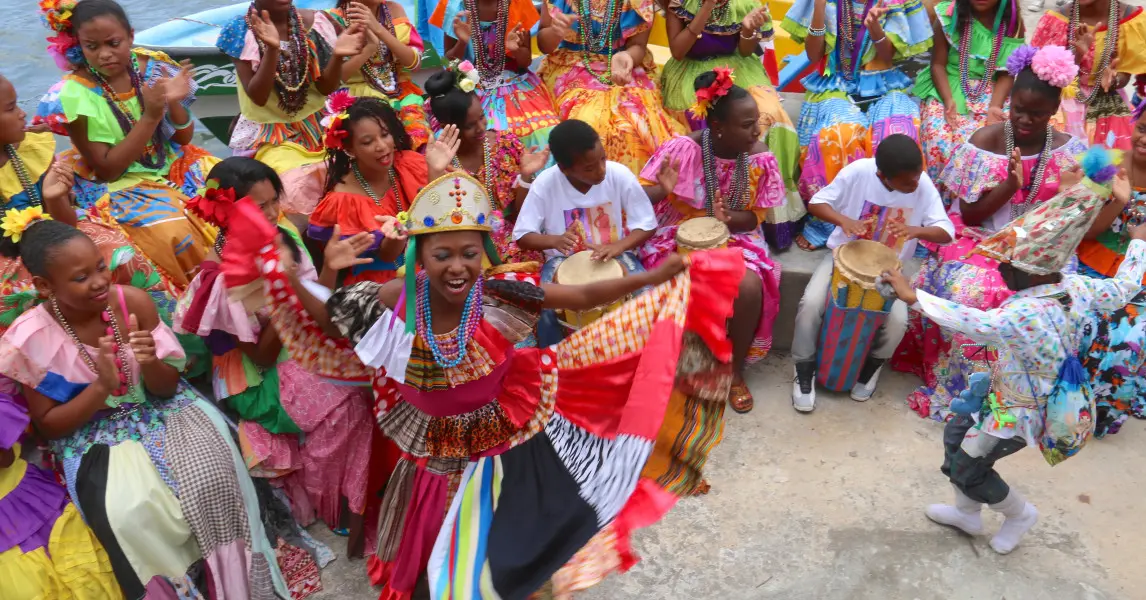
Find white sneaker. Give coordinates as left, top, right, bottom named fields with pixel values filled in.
left=990, top=501, right=1039, bottom=554
left=850, top=366, right=882, bottom=402
left=792, top=366, right=816, bottom=413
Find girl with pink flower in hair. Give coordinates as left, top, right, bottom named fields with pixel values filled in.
left=1031, top=0, right=1146, bottom=150
left=891, top=44, right=1089, bottom=422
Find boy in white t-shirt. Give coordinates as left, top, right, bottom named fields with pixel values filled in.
left=792, top=134, right=955, bottom=413
left=513, top=119, right=658, bottom=271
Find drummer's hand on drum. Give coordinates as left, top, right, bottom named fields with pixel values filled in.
left=552, top=230, right=580, bottom=254
left=588, top=241, right=625, bottom=262
left=885, top=219, right=918, bottom=241
left=880, top=268, right=917, bottom=305
left=839, top=216, right=867, bottom=239
left=647, top=253, right=687, bottom=285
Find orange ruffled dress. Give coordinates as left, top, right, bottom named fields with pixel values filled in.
left=307, top=151, right=427, bottom=285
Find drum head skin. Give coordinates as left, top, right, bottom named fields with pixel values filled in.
left=556, top=251, right=625, bottom=285
left=676, top=217, right=731, bottom=250
left=833, top=240, right=901, bottom=289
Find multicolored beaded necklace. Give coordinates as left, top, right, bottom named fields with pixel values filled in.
left=1067, top=0, right=1120, bottom=105
left=836, top=0, right=876, bottom=81
left=1, top=145, right=41, bottom=206
left=1004, top=119, right=1054, bottom=219
left=450, top=134, right=499, bottom=209
left=353, top=162, right=406, bottom=210
left=957, top=5, right=1007, bottom=100
left=248, top=6, right=316, bottom=115
left=415, top=271, right=484, bottom=368
left=361, top=2, right=401, bottom=97
left=577, top=0, right=624, bottom=86
left=87, top=54, right=167, bottom=170
left=52, top=296, right=133, bottom=398
left=701, top=128, right=749, bottom=215
left=463, top=0, right=509, bottom=88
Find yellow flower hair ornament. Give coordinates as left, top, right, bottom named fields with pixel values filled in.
left=1, top=206, right=53, bottom=243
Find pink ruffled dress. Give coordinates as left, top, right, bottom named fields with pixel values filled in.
left=638, top=135, right=785, bottom=360
left=174, top=250, right=375, bottom=529
left=891, top=136, right=1086, bottom=421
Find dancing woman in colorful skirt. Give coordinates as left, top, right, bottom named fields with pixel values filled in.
left=781, top=0, right=933, bottom=250
left=216, top=161, right=746, bottom=598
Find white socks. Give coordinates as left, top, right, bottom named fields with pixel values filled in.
left=925, top=485, right=983, bottom=535
left=988, top=490, right=1038, bottom=555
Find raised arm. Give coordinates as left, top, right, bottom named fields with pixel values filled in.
left=542, top=254, right=685, bottom=309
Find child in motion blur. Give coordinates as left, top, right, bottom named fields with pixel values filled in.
left=791, top=134, right=954, bottom=413
left=881, top=151, right=1146, bottom=555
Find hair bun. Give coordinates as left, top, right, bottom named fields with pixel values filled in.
left=425, top=69, right=459, bottom=97
left=693, top=70, right=718, bottom=92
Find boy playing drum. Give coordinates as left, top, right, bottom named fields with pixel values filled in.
left=791, top=135, right=955, bottom=413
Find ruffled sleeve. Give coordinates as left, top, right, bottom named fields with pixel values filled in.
left=1116, top=8, right=1146, bottom=75
left=152, top=321, right=188, bottom=372
left=936, top=142, right=1007, bottom=206
left=640, top=135, right=704, bottom=208
left=34, top=77, right=121, bottom=143
left=861, top=0, right=933, bottom=62
left=216, top=15, right=250, bottom=59
left=746, top=152, right=787, bottom=211
left=173, top=261, right=261, bottom=344
left=139, top=49, right=199, bottom=140
left=393, top=17, right=425, bottom=53
left=1031, top=11, right=1068, bottom=47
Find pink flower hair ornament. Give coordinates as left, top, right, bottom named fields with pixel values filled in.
left=1031, top=45, right=1079, bottom=88
left=40, top=0, right=84, bottom=70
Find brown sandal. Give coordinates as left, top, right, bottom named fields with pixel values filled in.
left=729, top=378, right=754, bottom=413
left=794, top=234, right=816, bottom=252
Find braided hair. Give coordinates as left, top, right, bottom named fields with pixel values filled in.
left=323, top=97, right=412, bottom=194
left=0, top=219, right=87, bottom=278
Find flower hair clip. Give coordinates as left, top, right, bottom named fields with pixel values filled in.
left=689, top=67, right=736, bottom=118
left=40, top=0, right=83, bottom=70
left=1, top=206, right=52, bottom=243
left=321, top=89, right=356, bottom=151
left=447, top=59, right=481, bottom=93
left=186, top=180, right=239, bottom=228
left=1006, top=44, right=1078, bottom=89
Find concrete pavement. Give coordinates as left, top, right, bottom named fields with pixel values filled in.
left=308, top=355, right=1144, bottom=600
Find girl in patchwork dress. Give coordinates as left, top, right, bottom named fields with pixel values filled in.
left=1077, top=102, right=1146, bottom=436
left=327, top=0, right=433, bottom=150
left=173, top=157, right=377, bottom=557
left=891, top=45, right=1087, bottom=422
left=35, top=0, right=218, bottom=289
left=660, top=0, right=804, bottom=249
left=0, top=391, right=122, bottom=600
left=914, top=0, right=1024, bottom=181
left=537, top=0, right=687, bottom=173
left=640, top=70, right=786, bottom=413
left=0, top=74, right=168, bottom=336
left=216, top=170, right=744, bottom=598
left=215, top=0, right=367, bottom=217
left=1031, top=0, right=1146, bottom=151
left=0, top=214, right=287, bottom=599
left=781, top=0, right=933, bottom=249
left=424, top=68, right=551, bottom=263
left=431, top=0, right=563, bottom=150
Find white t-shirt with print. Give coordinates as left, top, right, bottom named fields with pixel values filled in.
left=512, top=161, right=659, bottom=259
left=809, top=158, right=955, bottom=261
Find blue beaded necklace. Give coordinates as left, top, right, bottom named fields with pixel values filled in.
left=415, top=272, right=485, bottom=368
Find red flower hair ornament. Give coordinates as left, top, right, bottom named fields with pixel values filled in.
left=689, top=67, right=736, bottom=119
left=186, top=180, right=239, bottom=228
left=321, top=90, right=357, bottom=152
